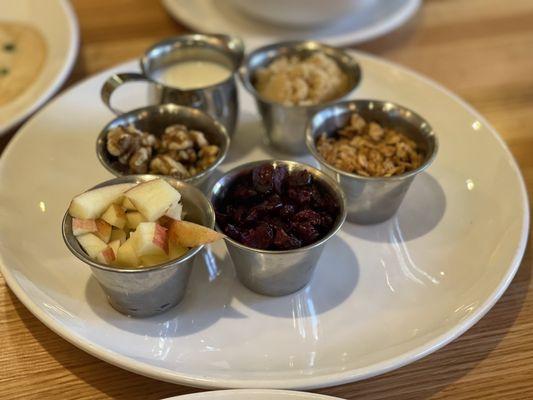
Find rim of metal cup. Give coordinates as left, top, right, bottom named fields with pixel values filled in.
left=141, top=33, right=245, bottom=90
left=62, top=174, right=215, bottom=274
left=306, top=99, right=439, bottom=182
left=239, top=40, right=362, bottom=109
left=96, top=103, right=230, bottom=184
left=209, top=159, right=347, bottom=255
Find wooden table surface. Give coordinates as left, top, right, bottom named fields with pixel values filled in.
left=1, top=0, right=533, bottom=398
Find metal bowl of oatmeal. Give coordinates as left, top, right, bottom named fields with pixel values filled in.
left=306, top=99, right=438, bottom=224
left=96, top=103, right=230, bottom=188
left=239, top=41, right=361, bottom=155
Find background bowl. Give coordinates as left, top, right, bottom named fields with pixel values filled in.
left=62, top=174, right=215, bottom=317
left=306, top=99, right=438, bottom=224
left=209, top=160, right=346, bottom=296
left=96, top=104, right=230, bottom=187
left=227, top=0, right=367, bottom=27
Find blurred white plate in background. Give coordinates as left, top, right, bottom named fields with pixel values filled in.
left=0, top=0, right=78, bottom=134
left=161, top=0, right=420, bottom=49
left=164, top=390, right=341, bottom=399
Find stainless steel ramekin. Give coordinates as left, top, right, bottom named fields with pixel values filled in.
left=62, top=175, right=215, bottom=317
left=96, top=104, right=230, bottom=188
left=209, top=160, right=346, bottom=296
left=306, top=100, right=438, bottom=224
left=240, top=41, right=361, bottom=155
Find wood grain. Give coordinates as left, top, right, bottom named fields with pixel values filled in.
left=1, top=0, right=533, bottom=398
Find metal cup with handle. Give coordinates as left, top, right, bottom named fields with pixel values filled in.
left=100, top=34, right=244, bottom=136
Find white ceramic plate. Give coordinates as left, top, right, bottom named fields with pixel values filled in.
left=161, top=0, right=420, bottom=49
left=164, top=389, right=341, bottom=400
left=0, top=51, right=528, bottom=390
left=0, top=0, right=78, bottom=134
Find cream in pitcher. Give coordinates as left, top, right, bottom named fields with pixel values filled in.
left=153, top=60, right=232, bottom=89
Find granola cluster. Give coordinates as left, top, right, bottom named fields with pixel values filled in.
left=106, top=124, right=219, bottom=179
left=254, top=52, right=349, bottom=106
left=316, top=113, right=424, bottom=177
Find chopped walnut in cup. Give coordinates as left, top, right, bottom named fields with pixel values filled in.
left=316, top=113, right=424, bottom=177
left=105, top=124, right=220, bottom=179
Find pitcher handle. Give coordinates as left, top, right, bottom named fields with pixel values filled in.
left=100, top=72, right=151, bottom=115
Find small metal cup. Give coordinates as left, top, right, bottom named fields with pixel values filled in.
left=62, top=175, right=215, bottom=317
left=209, top=160, right=346, bottom=296
left=239, top=41, right=361, bottom=155
left=306, top=100, right=438, bottom=224
left=96, top=103, right=230, bottom=188
left=101, top=34, right=244, bottom=135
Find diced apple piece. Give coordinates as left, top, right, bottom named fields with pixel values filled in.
left=169, top=220, right=225, bottom=248
left=110, top=228, right=127, bottom=244
left=94, top=219, right=112, bottom=243
left=76, top=233, right=108, bottom=259
left=108, top=239, right=121, bottom=256
left=124, top=178, right=180, bottom=221
left=68, top=183, right=135, bottom=219
left=165, top=199, right=183, bottom=220
left=96, top=246, right=116, bottom=265
left=168, top=239, right=189, bottom=260
left=140, top=254, right=169, bottom=267
left=122, top=197, right=136, bottom=211
left=72, top=218, right=97, bottom=236
left=126, top=211, right=146, bottom=230
left=134, top=222, right=168, bottom=257
left=115, top=237, right=140, bottom=268
left=101, top=203, right=127, bottom=229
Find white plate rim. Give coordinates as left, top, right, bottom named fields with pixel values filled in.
left=0, top=50, right=529, bottom=390
left=0, top=0, right=80, bottom=134
left=163, top=389, right=342, bottom=399
left=161, top=0, right=421, bottom=47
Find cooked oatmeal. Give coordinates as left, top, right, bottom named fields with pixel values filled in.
left=254, top=52, right=348, bottom=106
left=316, top=113, right=424, bottom=177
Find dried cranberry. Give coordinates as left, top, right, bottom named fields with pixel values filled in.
left=244, top=206, right=263, bottom=223
left=241, top=223, right=274, bottom=249
left=273, top=227, right=302, bottom=250
left=279, top=204, right=296, bottom=218
left=316, top=188, right=338, bottom=214
left=287, top=170, right=312, bottom=187
left=293, top=209, right=322, bottom=226
left=215, top=163, right=340, bottom=250
left=227, top=205, right=246, bottom=223
left=232, top=184, right=257, bottom=200
left=311, top=185, right=325, bottom=208
left=262, top=215, right=289, bottom=231
left=261, top=194, right=283, bottom=212
left=272, top=165, right=288, bottom=194
left=288, top=187, right=313, bottom=206
left=252, top=164, right=274, bottom=193
left=294, top=222, right=320, bottom=245
left=224, top=223, right=242, bottom=240
left=319, top=212, right=334, bottom=230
